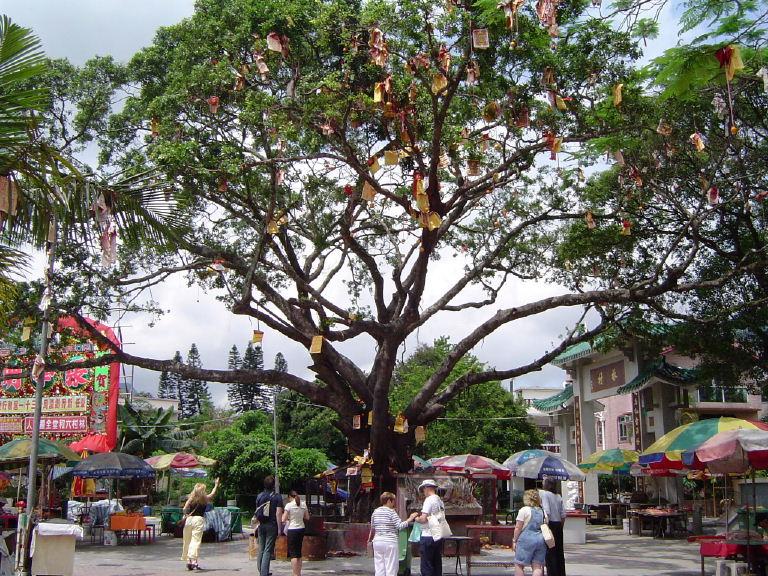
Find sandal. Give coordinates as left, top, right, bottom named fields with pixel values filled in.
left=186, top=563, right=193, bottom=571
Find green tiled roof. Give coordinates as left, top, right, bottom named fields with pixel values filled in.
left=532, top=384, right=574, bottom=412
left=552, top=342, right=595, bottom=366
left=616, top=358, right=699, bottom=394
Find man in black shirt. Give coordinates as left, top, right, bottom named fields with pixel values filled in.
left=255, top=475, right=284, bottom=576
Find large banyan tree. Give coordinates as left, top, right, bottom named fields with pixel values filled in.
left=6, top=0, right=768, bottom=478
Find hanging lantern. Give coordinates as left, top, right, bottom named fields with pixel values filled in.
left=708, top=186, right=719, bottom=205
left=415, top=425, right=426, bottom=443
left=394, top=414, right=408, bottom=433
left=150, top=117, right=160, bottom=137
left=367, top=412, right=373, bottom=426
left=368, top=156, right=381, bottom=174
left=252, top=330, right=264, bottom=344
left=472, top=28, right=490, bottom=49
left=353, top=414, right=362, bottom=430
left=218, top=177, right=228, bottom=192
left=585, top=211, right=596, bottom=229
left=384, top=150, right=399, bottom=165
left=234, top=75, right=246, bottom=91
left=207, top=96, right=220, bottom=114
left=468, top=159, right=481, bottom=176
left=309, top=335, right=324, bottom=354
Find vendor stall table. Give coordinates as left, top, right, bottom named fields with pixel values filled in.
left=693, top=536, right=766, bottom=576
left=465, top=525, right=516, bottom=576
left=564, top=511, right=588, bottom=544
left=109, top=514, right=154, bottom=544
left=630, top=509, right=687, bottom=539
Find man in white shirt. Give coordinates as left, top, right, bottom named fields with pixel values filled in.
left=538, top=476, right=566, bottom=576
left=415, top=479, right=445, bottom=576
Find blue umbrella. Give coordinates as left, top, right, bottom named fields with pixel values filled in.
left=72, top=452, right=156, bottom=479
left=507, top=454, right=586, bottom=482
left=503, top=450, right=559, bottom=475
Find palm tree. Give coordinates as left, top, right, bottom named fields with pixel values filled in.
left=118, top=403, right=198, bottom=457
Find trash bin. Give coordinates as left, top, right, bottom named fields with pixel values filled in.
left=398, top=527, right=413, bottom=576
left=161, top=506, right=183, bottom=536
left=227, top=506, right=242, bottom=534
left=31, top=522, right=83, bottom=576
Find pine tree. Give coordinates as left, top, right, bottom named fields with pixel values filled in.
left=238, top=342, right=266, bottom=412
left=168, top=351, right=184, bottom=413
left=226, top=345, right=243, bottom=411
left=181, top=344, right=211, bottom=418
left=269, top=352, right=289, bottom=414
left=157, top=370, right=173, bottom=399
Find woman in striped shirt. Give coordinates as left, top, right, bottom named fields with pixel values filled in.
left=368, top=492, right=418, bottom=576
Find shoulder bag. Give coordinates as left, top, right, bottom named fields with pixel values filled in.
left=427, top=507, right=452, bottom=541
left=540, top=510, right=556, bottom=549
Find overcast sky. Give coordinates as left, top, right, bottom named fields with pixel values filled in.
left=2, top=0, right=678, bottom=406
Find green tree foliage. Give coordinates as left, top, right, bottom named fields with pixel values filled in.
left=236, top=342, right=269, bottom=412
left=276, top=388, right=348, bottom=465
left=157, top=370, right=176, bottom=399
left=19, top=0, right=768, bottom=475
left=180, top=343, right=211, bottom=418
left=226, top=344, right=243, bottom=408
left=168, top=350, right=185, bottom=411
left=118, top=402, right=196, bottom=456
left=202, top=411, right=327, bottom=500
left=391, top=338, right=543, bottom=462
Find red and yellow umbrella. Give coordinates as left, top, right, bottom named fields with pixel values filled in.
left=639, top=417, right=768, bottom=470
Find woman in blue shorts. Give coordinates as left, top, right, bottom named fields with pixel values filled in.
left=512, top=489, right=547, bottom=576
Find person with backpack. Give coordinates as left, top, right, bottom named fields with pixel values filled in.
left=255, top=475, right=284, bottom=576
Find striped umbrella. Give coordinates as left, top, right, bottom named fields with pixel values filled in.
left=579, top=449, right=639, bottom=474
left=508, top=454, right=586, bottom=481
left=639, top=417, right=768, bottom=470
left=683, top=428, right=768, bottom=474
left=503, top=450, right=559, bottom=475
left=431, top=454, right=510, bottom=479
left=145, top=452, right=216, bottom=470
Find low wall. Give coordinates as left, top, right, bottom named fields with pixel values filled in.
left=326, top=522, right=369, bottom=554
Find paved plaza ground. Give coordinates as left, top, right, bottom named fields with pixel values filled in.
left=72, top=526, right=705, bottom=576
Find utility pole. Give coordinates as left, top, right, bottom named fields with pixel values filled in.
left=15, top=217, right=57, bottom=576
left=272, top=385, right=279, bottom=494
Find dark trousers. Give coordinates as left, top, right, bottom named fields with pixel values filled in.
left=257, top=523, right=278, bottom=576
left=420, top=536, right=442, bottom=576
left=545, top=521, right=566, bottom=576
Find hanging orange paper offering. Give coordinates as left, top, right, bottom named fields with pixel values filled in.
left=535, top=0, right=560, bottom=37
left=266, top=32, right=290, bottom=57
left=369, top=27, right=388, bottom=67
left=472, top=28, right=490, bottom=50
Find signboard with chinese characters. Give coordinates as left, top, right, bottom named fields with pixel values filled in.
left=590, top=360, right=626, bottom=393
left=0, top=316, right=120, bottom=448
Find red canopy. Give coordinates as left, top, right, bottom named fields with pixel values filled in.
left=69, top=433, right=112, bottom=454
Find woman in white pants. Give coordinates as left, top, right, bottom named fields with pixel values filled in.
left=368, top=492, right=418, bottom=576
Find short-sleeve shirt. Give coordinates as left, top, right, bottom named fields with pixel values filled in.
left=284, top=500, right=307, bottom=530
left=256, top=491, right=284, bottom=525
left=421, top=494, right=443, bottom=516
left=538, top=490, right=564, bottom=522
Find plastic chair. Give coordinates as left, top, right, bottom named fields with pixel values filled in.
left=715, top=559, right=748, bottom=576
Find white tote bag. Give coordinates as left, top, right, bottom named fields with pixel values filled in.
left=427, top=510, right=452, bottom=541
